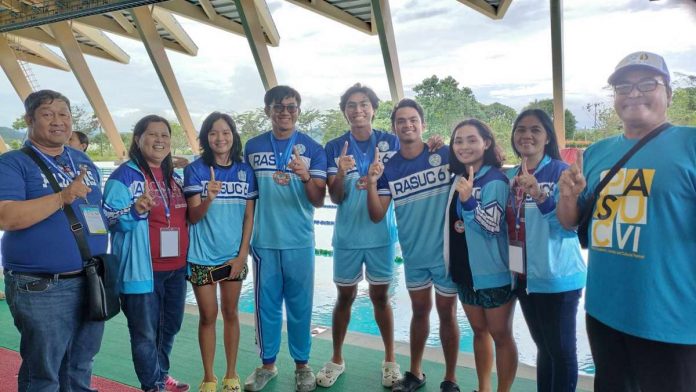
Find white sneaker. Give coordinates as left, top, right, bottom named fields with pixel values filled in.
left=382, top=361, right=402, bottom=387
left=244, top=367, right=278, bottom=391
left=295, top=366, right=317, bottom=392
left=315, top=361, right=345, bottom=387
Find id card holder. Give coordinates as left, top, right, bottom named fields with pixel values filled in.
left=509, top=240, right=525, bottom=274
left=79, top=204, right=107, bottom=235
left=160, top=227, right=180, bottom=258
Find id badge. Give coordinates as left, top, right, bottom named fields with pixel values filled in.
left=160, top=227, right=180, bottom=258
left=79, top=204, right=107, bottom=235
left=509, top=240, right=525, bottom=274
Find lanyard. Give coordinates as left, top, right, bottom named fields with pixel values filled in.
left=270, top=131, right=298, bottom=172
left=510, top=178, right=525, bottom=234
left=144, top=168, right=171, bottom=225
left=30, top=144, right=77, bottom=183
left=349, top=132, right=376, bottom=176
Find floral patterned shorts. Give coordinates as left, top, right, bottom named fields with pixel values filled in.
left=188, top=262, right=248, bottom=286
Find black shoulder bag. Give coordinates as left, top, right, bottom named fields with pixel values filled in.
left=22, top=147, right=121, bottom=321
left=577, top=123, right=670, bottom=248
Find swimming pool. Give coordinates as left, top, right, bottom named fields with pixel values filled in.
left=184, top=204, right=595, bottom=374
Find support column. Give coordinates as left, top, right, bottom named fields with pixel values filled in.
left=372, top=0, right=403, bottom=103
left=0, top=34, right=33, bottom=100
left=131, top=5, right=199, bottom=154
left=234, top=0, right=277, bottom=90
left=550, top=0, right=566, bottom=147
left=49, top=21, right=128, bottom=159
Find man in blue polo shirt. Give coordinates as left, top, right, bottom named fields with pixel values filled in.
left=244, top=85, right=327, bottom=392
left=0, top=90, right=107, bottom=391
left=558, top=52, right=696, bottom=391
left=367, top=99, right=460, bottom=392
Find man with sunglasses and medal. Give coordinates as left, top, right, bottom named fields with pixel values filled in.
left=243, top=85, right=327, bottom=392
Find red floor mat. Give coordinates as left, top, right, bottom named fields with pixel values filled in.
left=0, top=347, right=139, bottom=391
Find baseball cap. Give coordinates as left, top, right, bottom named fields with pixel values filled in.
left=607, top=51, right=670, bottom=85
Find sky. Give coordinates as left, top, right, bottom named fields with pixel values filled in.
left=1, top=0, right=695, bottom=132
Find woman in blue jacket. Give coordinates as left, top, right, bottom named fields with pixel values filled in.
left=505, top=109, right=586, bottom=392
left=445, top=119, right=517, bottom=392
left=103, top=115, right=190, bottom=392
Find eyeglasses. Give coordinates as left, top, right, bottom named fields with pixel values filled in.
left=613, top=79, right=665, bottom=95
left=271, top=104, right=299, bottom=114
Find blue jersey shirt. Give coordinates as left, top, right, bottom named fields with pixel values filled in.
left=579, top=125, right=696, bottom=344
left=0, top=143, right=107, bottom=273
left=184, top=158, right=258, bottom=265
left=325, top=130, right=398, bottom=249
left=377, top=145, right=449, bottom=268
left=244, top=130, right=327, bottom=249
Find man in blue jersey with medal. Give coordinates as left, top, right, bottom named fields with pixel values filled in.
left=318, top=84, right=402, bottom=388
left=0, top=90, right=107, bottom=391
left=367, top=99, right=460, bottom=392
left=244, top=85, right=327, bottom=392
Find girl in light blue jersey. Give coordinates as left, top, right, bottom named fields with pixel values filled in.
left=506, top=109, right=585, bottom=392
left=445, top=119, right=517, bottom=392
left=184, top=112, right=257, bottom=392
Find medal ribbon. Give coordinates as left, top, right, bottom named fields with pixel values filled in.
left=348, top=132, right=376, bottom=177
left=270, top=131, right=299, bottom=173
left=30, top=144, right=77, bottom=183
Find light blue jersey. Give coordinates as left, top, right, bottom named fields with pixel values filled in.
left=377, top=145, right=450, bottom=268
left=579, top=125, right=696, bottom=344
left=244, top=131, right=327, bottom=249
left=325, top=130, right=398, bottom=249
left=184, top=158, right=257, bottom=266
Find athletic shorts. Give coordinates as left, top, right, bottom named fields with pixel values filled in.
left=404, top=263, right=458, bottom=297
left=333, top=244, right=396, bottom=286
left=188, top=262, right=248, bottom=286
left=457, top=284, right=514, bottom=309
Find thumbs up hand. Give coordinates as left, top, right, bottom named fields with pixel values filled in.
left=60, top=167, right=92, bottom=205
left=207, top=166, right=222, bottom=201
left=456, top=165, right=475, bottom=202
left=559, top=150, right=586, bottom=198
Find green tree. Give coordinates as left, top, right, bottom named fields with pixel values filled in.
left=523, top=99, right=577, bottom=140
left=297, top=108, right=323, bottom=143
left=413, top=75, right=484, bottom=138
left=374, top=100, right=394, bottom=132
left=169, top=122, right=194, bottom=155
left=233, top=109, right=270, bottom=144
left=668, top=87, right=696, bottom=126
left=12, top=116, right=26, bottom=131
left=319, top=109, right=348, bottom=145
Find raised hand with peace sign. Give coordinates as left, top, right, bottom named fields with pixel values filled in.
left=290, top=145, right=311, bottom=183
left=456, top=165, right=475, bottom=202
left=206, top=166, right=222, bottom=201
left=366, top=147, right=383, bottom=185
left=559, top=150, right=586, bottom=198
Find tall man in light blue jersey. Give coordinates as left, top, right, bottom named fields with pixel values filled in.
left=318, top=84, right=401, bottom=388
left=367, top=99, right=460, bottom=392
left=244, top=85, right=327, bottom=392
left=558, top=52, right=696, bottom=391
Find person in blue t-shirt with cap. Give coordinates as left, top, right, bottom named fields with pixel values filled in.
left=558, top=51, right=696, bottom=392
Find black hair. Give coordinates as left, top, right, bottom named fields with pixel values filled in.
left=199, top=112, right=242, bottom=166
left=73, top=131, right=89, bottom=150
left=390, top=98, right=425, bottom=127
left=449, top=118, right=504, bottom=175
left=339, top=83, right=380, bottom=116
left=24, top=89, right=71, bottom=119
left=510, top=109, right=561, bottom=160
left=264, top=85, right=301, bottom=108
left=129, top=115, right=174, bottom=195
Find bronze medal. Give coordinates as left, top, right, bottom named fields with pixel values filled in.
left=454, top=220, right=465, bottom=234
left=356, top=176, right=368, bottom=190
left=273, top=171, right=290, bottom=186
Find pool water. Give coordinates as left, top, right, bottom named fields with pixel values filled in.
left=184, top=204, right=596, bottom=374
